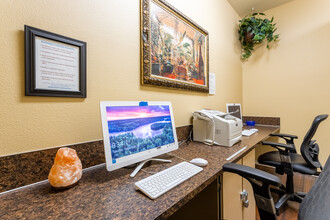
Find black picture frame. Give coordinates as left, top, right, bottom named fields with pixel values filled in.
left=25, top=25, right=87, bottom=98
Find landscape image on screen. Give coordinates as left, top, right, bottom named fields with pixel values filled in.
left=106, top=105, right=175, bottom=160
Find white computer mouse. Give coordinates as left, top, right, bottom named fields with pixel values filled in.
left=190, top=158, right=208, bottom=167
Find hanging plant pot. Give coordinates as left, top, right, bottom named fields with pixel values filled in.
left=238, top=12, right=279, bottom=60
left=244, top=31, right=254, bottom=44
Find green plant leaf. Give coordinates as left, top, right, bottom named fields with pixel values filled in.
left=238, top=12, right=279, bottom=60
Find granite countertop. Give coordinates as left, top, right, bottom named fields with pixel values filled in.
left=0, top=125, right=279, bottom=219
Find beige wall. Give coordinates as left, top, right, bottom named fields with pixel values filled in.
left=0, top=0, right=242, bottom=156
left=243, top=0, right=330, bottom=165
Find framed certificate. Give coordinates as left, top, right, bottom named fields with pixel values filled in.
left=25, top=25, right=86, bottom=98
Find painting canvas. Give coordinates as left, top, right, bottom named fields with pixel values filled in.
left=141, top=0, right=209, bottom=92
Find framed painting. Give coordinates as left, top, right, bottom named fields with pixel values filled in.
left=140, top=0, right=209, bottom=92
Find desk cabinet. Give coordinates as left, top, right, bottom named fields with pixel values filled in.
left=222, top=149, right=256, bottom=220
left=168, top=178, right=219, bottom=220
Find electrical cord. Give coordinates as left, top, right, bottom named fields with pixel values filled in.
left=140, top=127, right=193, bottom=175
left=178, top=127, right=193, bottom=146
left=166, top=152, right=187, bottom=162
left=140, top=169, right=158, bottom=174
left=168, top=127, right=194, bottom=161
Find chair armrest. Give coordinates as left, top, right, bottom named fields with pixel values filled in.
left=270, top=133, right=298, bottom=139
left=223, top=163, right=282, bottom=187
left=270, top=133, right=298, bottom=153
left=262, top=141, right=296, bottom=152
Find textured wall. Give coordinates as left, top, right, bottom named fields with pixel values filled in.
left=242, top=0, right=330, bottom=165
left=0, top=0, right=242, bottom=156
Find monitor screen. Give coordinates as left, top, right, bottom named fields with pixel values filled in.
left=100, top=101, right=178, bottom=171
left=226, top=103, right=242, bottom=120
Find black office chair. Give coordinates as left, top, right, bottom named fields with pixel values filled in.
left=223, top=156, right=330, bottom=220
left=257, top=114, right=328, bottom=213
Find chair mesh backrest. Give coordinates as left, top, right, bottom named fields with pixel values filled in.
left=300, top=114, right=328, bottom=168
left=298, top=156, right=330, bottom=220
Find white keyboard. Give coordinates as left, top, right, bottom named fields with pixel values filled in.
left=135, top=161, right=203, bottom=199
left=242, top=128, right=258, bottom=136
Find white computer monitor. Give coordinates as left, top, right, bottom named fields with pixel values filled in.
left=100, top=101, right=178, bottom=172
left=226, top=103, right=242, bottom=120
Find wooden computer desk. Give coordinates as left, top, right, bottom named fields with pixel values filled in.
left=0, top=125, right=279, bottom=219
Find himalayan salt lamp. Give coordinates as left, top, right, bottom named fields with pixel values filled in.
left=48, top=147, right=82, bottom=189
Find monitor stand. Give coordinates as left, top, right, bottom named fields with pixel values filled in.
left=130, top=158, right=172, bottom=177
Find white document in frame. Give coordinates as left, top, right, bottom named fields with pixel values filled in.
left=35, top=37, right=80, bottom=92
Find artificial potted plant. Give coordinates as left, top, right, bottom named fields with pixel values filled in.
left=238, top=12, right=279, bottom=60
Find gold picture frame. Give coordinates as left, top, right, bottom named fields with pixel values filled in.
left=140, top=0, right=209, bottom=92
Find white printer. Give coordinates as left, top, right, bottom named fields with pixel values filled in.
left=192, top=109, right=242, bottom=147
